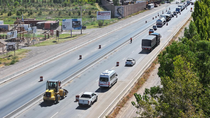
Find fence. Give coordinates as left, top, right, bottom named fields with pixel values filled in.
left=101, top=0, right=146, bottom=18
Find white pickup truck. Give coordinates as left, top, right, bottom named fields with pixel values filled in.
left=78, top=92, right=98, bottom=107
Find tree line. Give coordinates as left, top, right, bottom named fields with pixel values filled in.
left=132, top=0, right=210, bottom=117
left=0, top=0, right=97, bottom=4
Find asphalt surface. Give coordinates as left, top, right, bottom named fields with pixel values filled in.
left=14, top=2, right=193, bottom=118
left=0, top=2, right=194, bottom=118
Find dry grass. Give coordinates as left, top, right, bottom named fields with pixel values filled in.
left=0, top=49, right=30, bottom=67
left=106, top=17, right=193, bottom=118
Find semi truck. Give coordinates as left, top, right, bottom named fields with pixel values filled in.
left=156, top=17, right=166, bottom=27
left=141, top=33, right=161, bottom=51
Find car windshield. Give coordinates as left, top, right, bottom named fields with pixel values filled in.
left=153, top=26, right=156, bottom=28
left=81, top=94, right=91, bottom=98
left=127, top=59, right=132, bottom=62
left=100, top=77, right=108, bottom=82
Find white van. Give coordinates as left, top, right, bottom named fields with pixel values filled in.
left=99, top=70, right=118, bottom=88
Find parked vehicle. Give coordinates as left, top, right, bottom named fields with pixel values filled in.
left=149, top=29, right=154, bottom=34
left=125, top=58, right=136, bottom=66
left=160, top=14, right=171, bottom=21
left=141, top=34, right=160, bottom=51
left=187, top=1, right=190, bottom=5
left=147, top=3, right=154, bottom=9
left=176, top=7, right=181, bottom=13
left=153, top=25, right=157, bottom=30
left=156, top=17, right=166, bottom=27
left=99, top=70, right=118, bottom=88
left=78, top=92, right=98, bottom=107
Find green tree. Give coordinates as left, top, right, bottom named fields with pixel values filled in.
left=14, top=1, right=19, bottom=7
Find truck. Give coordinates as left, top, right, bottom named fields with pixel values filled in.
left=178, top=4, right=185, bottom=11
left=187, top=1, right=190, bottom=5
left=43, top=80, right=68, bottom=103
left=160, top=14, right=171, bottom=21
left=156, top=17, right=166, bottom=27
left=78, top=92, right=98, bottom=107
left=142, top=35, right=159, bottom=51
left=176, top=7, right=181, bottom=13
left=150, top=33, right=161, bottom=46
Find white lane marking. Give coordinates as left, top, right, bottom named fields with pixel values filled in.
left=51, top=112, right=58, bottom=118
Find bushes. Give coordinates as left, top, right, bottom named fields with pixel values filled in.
left=16, top=11, right=21, bottom=16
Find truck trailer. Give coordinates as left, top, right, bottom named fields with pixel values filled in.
left=142, top=33, right=161, bottom=51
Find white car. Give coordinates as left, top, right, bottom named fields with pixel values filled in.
left=78, top=92, right=98, bottom=107
left=125, top=58, right=136, bottom=66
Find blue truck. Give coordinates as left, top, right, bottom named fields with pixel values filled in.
left=176, top=7, right=181, bottom=13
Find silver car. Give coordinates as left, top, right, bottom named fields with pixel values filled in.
left=125, top=58, right=136, bottom=66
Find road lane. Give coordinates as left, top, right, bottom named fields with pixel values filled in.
left=16, top=3, right=193, bottom=118
left=0, top=5, right=174, bottom=118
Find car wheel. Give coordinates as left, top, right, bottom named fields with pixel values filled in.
left=89, top=102, right=92, bottom=107
left=95, top=97, right=98, bottom=102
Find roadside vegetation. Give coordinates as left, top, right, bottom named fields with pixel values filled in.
left=131, top=0, right=210, bottom=117
left=0, top=0, right=119, bottom=28
left=0, top=49, right=29, bottom=67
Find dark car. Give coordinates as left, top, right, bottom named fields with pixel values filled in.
left=153, top=25, right=157, bottom=30
left=173, top=11, right=177, bottom=16
left=149, top=29, right=154, bottom=34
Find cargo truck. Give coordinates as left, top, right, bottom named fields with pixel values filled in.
left=141, top=33, right=160, bottom=51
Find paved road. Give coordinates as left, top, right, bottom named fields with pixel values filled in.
left=0, top=4, right=172, bottom=118
left=15, top=3, right=193, bottom=118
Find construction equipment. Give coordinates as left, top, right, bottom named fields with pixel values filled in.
left=43, top=80, right=68, bottom=103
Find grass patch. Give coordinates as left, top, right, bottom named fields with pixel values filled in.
left=0, top=49, right=30, bottom=67
left=32, top=33, right=83, bottom=47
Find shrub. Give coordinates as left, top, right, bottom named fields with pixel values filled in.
left=89, top=15, right=94, bottom=18
left=88, top=11, right=91, bottom=15
left=78, top=11, right=80, bottom=16
left=98, top=20, right=104, bottom=27
left=7, top=11, right=12, bottom=16
left=49, top=11, right=53, bottom=15
left=16, top=11, right=21, bottom=16
left=10, top=59, right=16, bottom=65
left=38, top=11, right=42, bottom=15
left=58, top=11, right=61, bottom=16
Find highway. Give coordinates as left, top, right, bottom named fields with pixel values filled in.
left=0, top=2, right=193, bottom=118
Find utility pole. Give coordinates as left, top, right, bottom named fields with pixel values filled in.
left=80, top=6, right=82, bottom=34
